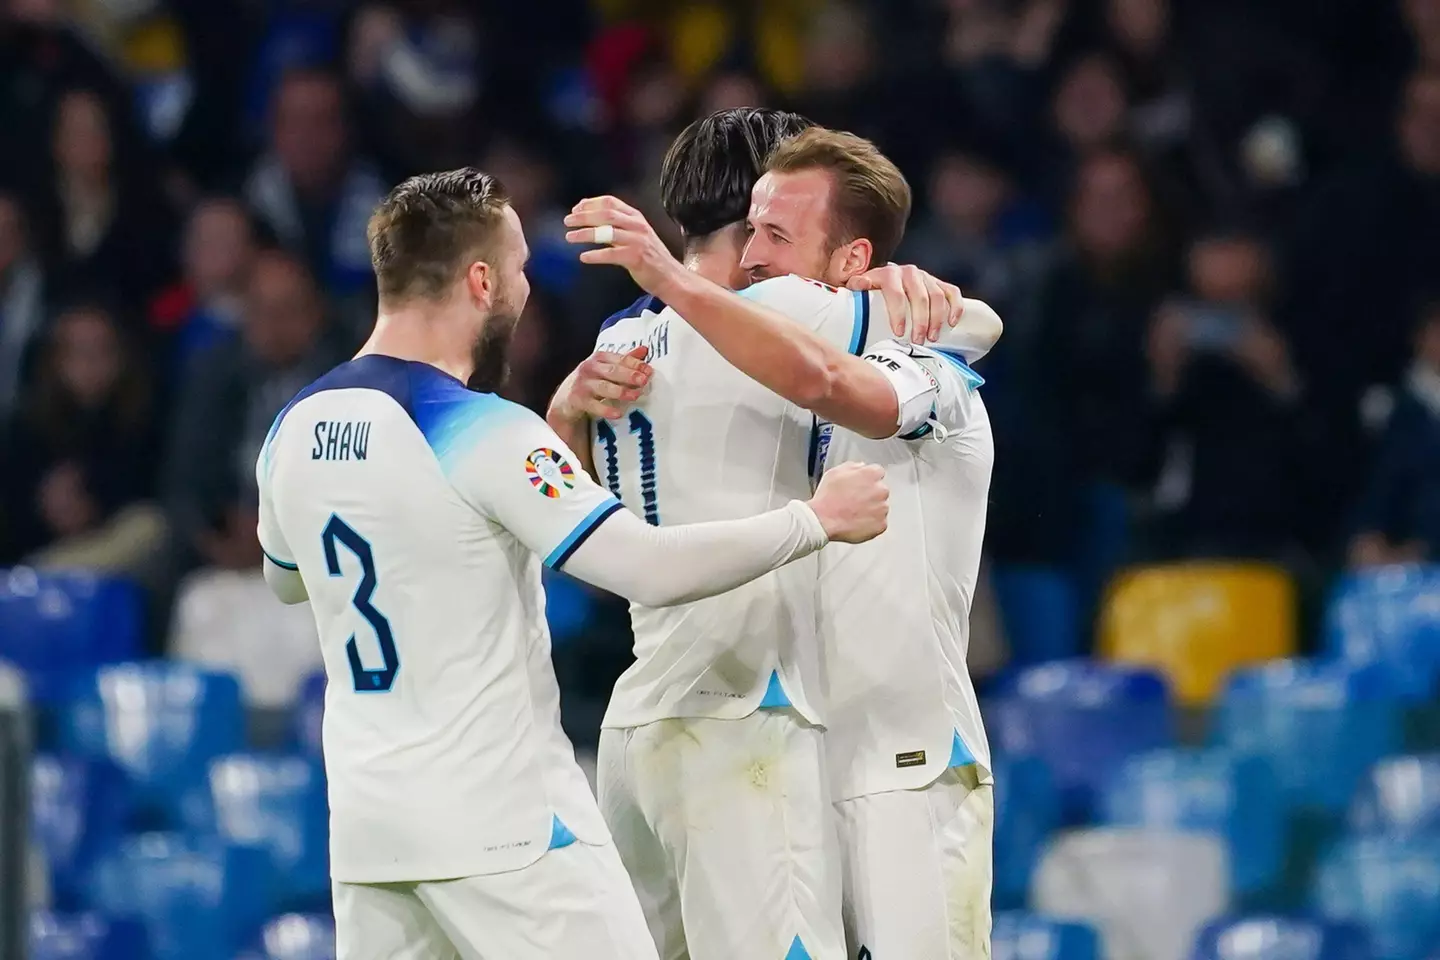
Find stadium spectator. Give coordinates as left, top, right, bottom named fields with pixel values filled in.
left=992, top=149, right=1171, bottom=565
left=1350, top=301, right=1440, bottom=567
left=148, top=197, right=259, bottom=379
left=899, top=143, right=1052, bottom=329
left=0, top=300, right=164, bottom=578
left=1142, top=229, right=1310, bottom=559
left=346, top=1, right=485, bottom=173
left=30, top=88, right=174, bottom=313
left=0, top=193, right=46, bottom=420
left=245, top=68, right=386, bottom=302
left=1283, top=68, right=1440, bottom=538
left=164, top=250, right=348, bottom=572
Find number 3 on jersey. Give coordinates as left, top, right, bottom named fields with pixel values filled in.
left=595, top=410, right=661, bottom=525
left=322, top=515, right=399, bottom=692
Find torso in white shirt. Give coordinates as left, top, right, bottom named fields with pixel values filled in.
left=594, top=277, right=879, bottom=729
left=257, top=355, right=620, bottom=883
left=816, top=351, right=995, bottom=799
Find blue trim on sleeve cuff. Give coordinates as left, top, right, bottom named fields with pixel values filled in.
left=932, top=348, right=986, bottom=390
left=545, top=499, right=624, bottom=569
left=263, top=549, right=299, bottom=571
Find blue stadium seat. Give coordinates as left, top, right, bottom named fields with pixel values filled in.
left=28, top=911, right=148, bottom=960
left=1350, top=754, right=1440, bottom=838
left=292, top=673, right=325, bottom=758
left=240, top=913, right=337, bottom=960
left=992, top=754, right=1062, bottom=907
left=0, top=570, right=142, bottom=702
left=992, top=911, right=1100, bottom=960
left=1101, top=748, right=1285, bottom=897
left=992, top=566, right=1081, bottom=666
left=86, top=832, right=271, bottom=960
left=989, top=660, right=1174, bottom=820
left=181, top=754, right=329, bottom=908
left=1192, top=915, right=1372, bottom=960
left=30, top=755, right=129, bottom=907
left=1314, top=835, right=1440, bottom=960
left=59, top=663, right=245, bottom=821
left=1323, top=565, right=1440, bottom=701
left=1214, top=660, right=1402, bottom=814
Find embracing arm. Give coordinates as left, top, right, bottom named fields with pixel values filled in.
left=561, top=499, right=829, bottom=607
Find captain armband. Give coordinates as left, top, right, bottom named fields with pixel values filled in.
left=861, top=340, right=944, bottom=440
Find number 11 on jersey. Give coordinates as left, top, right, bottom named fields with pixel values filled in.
left=595, top=410, right=661, bottom=525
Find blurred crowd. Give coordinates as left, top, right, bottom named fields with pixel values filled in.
left=0, top=0, right=1437, bottom=661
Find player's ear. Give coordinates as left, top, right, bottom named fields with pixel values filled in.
left=464, top=260, right=493, bottom=307
left=832, top=237, right=873, bottom=284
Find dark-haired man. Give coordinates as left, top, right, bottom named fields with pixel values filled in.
left=549, top=111, right=1000, bottom=959
left=255, top=167, right=892, bottom=960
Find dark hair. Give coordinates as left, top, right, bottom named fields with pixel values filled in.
left=765, top=127, right=913, bottom=264
left=660, top=108, right=813, bottom=242
left=28, top=301, right=149, bottom=441
left=366, top=167, right=512, bottom=303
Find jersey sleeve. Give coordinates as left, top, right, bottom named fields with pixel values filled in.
left=905, top=343, right=987, bottom=438
left=737, top=275, right=883, bottom=356
left=254, top=436, right=297, bottom=571
left=451, top=407, right=624, bottom=568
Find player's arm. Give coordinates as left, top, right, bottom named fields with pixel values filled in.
left=455, top=409, right=887, bottom=607
left=563, top=196, right=988, bottom=440
left=254, top=444, right=308, bottom=605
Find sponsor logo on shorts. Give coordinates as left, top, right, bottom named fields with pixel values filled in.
left=895, top=750, right=927, bottom=768
left=526, top=447, right=576, bottom=498
left=858, top=948, right=872, bottom=960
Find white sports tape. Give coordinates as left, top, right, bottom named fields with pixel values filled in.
left=593, top=224, right=614, bottom=244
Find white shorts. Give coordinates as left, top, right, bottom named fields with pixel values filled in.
left=332, top=840, right=658, bottom=960
left=598, top=709, right=846, bottom=960
left=835, top=766, right=994, bottom=959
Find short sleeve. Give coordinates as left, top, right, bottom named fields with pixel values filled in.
left=450, top=406, right=624, bottom=569
left=912, top=346, right=987, bottom=436
left=737, top=275, right=885, bottom=356
left=255, top=438, right=296, bottom=570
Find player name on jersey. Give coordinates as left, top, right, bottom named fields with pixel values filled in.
left=311, top=419, right=372, bottom=461
left=598, top=318, right=671, bottom=361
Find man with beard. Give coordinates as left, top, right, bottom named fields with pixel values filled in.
left=253, top=167, right=893, bottom=960
left=548, top=112, right=1000, bottom=960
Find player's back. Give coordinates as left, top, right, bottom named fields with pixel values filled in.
left=816, top=344, right=995, bottom=800
left=260, top=356, right=604, bottom=884
left=594, top=287, right=854, bottom=727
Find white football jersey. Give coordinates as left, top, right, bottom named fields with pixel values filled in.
left=257, top=354, right=619, bottom=883
left=595, top=276, right=887, bottom=728
left=815, top=346, right=995, bottom=800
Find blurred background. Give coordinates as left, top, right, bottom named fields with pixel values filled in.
left=0, top=0, right=1438, bottom=958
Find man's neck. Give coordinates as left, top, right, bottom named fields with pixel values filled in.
left=359, top=305, right=473, bottom=384
left=683, top=248, right=734, bottom=287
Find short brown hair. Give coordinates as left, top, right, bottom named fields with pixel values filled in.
left=366, top=168, right=511, bottom=303
left=765, top=128, right=912, bottom=264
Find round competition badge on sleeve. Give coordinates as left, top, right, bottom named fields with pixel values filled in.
left=526, top=448, right=576, bottom=498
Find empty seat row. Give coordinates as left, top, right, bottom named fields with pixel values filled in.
left=1030, top=829, right=1440, bottom=960
left=989, top=657, right=1417, bottom=823
left=993, top=912, right=1374, bottom=960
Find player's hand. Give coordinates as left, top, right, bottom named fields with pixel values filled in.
left=552, top=346, right=653, bottom=421
left=808, top=461, right=889, bottom=544
left=565, top=196, right=686, bottom=296
left=848, top=264, right=965, bottom=344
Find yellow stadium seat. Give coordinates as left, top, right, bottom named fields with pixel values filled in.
left=1100, top=563, right=1297, bottom=707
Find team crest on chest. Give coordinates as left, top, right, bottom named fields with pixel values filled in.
left=525, top=448, right=576, bottom=498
